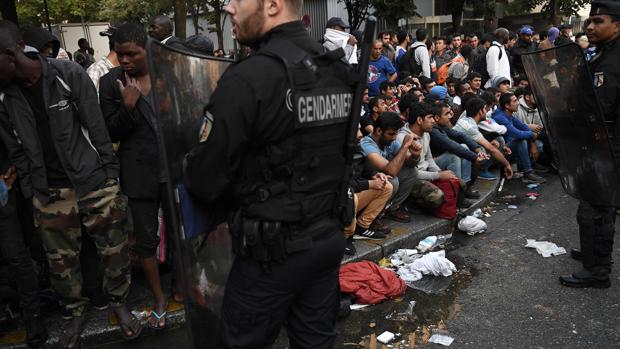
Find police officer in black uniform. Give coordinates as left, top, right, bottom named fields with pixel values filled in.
left=184, top=0, right=355, bottom=347
left=560, top=0, right=620, bottom=288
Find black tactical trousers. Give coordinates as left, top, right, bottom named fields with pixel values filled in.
left=577, top=200, right=616, bottom=276
left=0, top=189, right=40, bottom=316
left=219, top=228, right=344, bottom=349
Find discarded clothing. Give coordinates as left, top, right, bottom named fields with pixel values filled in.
left=397, top=250, right=457, bottom=283
left=525, top=239, right=566, bottom=257
left=339, top=261, right=407, bottom=304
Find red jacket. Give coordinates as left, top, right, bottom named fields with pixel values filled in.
left=339, top=261, right=407, bottom=304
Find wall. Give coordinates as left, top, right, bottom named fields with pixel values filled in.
left=52, top=22, right=111, bottom=59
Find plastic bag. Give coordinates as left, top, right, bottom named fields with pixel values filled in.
left=457, top=216, right=487, bottom=236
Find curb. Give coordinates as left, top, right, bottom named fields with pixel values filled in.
left=342, top=176, right=501, bottom=264
left=1, top=177, right=500, bottom=348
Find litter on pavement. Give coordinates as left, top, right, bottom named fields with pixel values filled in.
left=397, top=250, right=457, bottom=283
left=525, top=239, right=567, bottom=257
left=527, top=183, right=540, bottom=189
left=508, top=205, right=518, bottom=209
left=377, top=331, right=395, bottom=344
left=429, top=333, right=455, bottom=346
left=458, top=215, right=487, bottom=236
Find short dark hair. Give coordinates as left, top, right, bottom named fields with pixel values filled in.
left=436, top=36, right=447, bottom=44
left=455, top=80, right=469, bottom=96
left=445, top=76, right=458, bottom=86
left=379, top=80, right=395, bottom=92
left=516, top=76, right=529, bottom=84
left=480, top=91, right=496, bottom=106
left=408, top=102, right=433, bottom=124
left=115, top=23, right=148, bottom=48
left=467, top=71, right=482, bottom=81
left=397, top=30, right=408, bottom=44
left=460, top=44, right=473, bottom=58
left=78, top=38, right=87, bottom=46
left=416, top=28, right=428, bottom=42
left=499, top=92, right=515, bottom=110
left=398, top=93, right=417, bottom=113
left=522, top=86, right=533, bottom=96
left=480, top=33, right=494, bottom=45
left=369, top=95, right=386, bottom=110
left=460, top=92, right=477, bottom=111
left=0, top=29, right=17, bottom=51
left=509, top=31, right=518, bottom=41
left=419, top=76, right=434, bottom=88
left=514, top=87, right=525, bottom=99
left=375, top=112, right=404, bottom=132
left=152, top=15, right=174, bottom=34
left=486, top=86, right=499, bottom=96
left=466, top=97, right=487, bottom=118
left=431, top=102, right=450, bottom=117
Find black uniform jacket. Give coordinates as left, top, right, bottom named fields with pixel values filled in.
left=590, top=35, right=620, bottom=166
left=185, top=21, right=325, bottom=205
left=99, top=67, right=161, bottom=200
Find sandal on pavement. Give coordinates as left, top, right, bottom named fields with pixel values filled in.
left=148, top=309, right=167, bottom=330
left=112, top=306, right=143, bottom=341
left=59, top=314, right=87, bottom=349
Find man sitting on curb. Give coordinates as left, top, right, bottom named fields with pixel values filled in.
left=360, top=95, right=387, bottom=136
left=429, top=102, right=487, bottom=199
left=454, top=97, right=514, bottom=180
left=513, top=86, right=549, bottom=171
left=397, top=103, right=449, bottom=210
left=361, top=112, right=421, bottom=223
left=493, top=93, right=546, bottom=184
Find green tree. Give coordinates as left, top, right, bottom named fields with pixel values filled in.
left=16, top=0, right=102, bottom=26
left=187, top=0, right=208, bottom=34
left=203, top=0, right=228, bottom=50
left=338, top=0, right=371, bottom=31
left=370, top=0, right=418, bottom=29
left=507, top=0, right=591, bottom=26
left=99, top=0, right=172, bottom=24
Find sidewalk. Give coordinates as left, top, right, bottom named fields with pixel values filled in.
left=0, top=177, right=500, bottom=348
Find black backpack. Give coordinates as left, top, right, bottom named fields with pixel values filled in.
left=471, top=43, right=503, bottom=84
left=397, top=45, right=425, bottom=77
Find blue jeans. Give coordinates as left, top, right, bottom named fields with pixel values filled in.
left=434, top=151, right=472, bottom=183
left=507, top=139, right=533, bottom=173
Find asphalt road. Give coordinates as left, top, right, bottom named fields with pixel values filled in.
left=324, top=174, right=620, bottom=349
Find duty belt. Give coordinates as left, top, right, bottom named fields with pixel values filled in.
left=229, top=210, right=338, bottom=273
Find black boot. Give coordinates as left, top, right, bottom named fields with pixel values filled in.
left=559, top=270, right=610, bottom=288
left=570, top=248, right=583, bottom=261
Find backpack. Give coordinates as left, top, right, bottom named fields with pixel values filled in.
left=436, top=55, right=465, bottom=85
left=471, top=43, right=503, bottom=84
left=397, top=45, right=425, bottom=77
left=431, top=178, right=460, bottom=220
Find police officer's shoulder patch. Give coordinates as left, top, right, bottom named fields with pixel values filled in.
left=594, top=72, right=605, bottom=87
left=294, top=87, right=353, bottom=129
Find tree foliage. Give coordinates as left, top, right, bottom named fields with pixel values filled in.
left=507, top=0, right=590, bottom=25
left=371, top=0, right=418, bottom=28
left=338, top=0, right=371, bottom=31
left=16, top=0, right=103, bottom=26
left=99, top=0, right=173, bottom=24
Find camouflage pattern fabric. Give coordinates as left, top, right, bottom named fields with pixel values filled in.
left=409, top=179, right=444, bottom=209
left=32, top=179, right=130, bottom=317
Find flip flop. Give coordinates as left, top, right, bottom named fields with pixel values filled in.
left=148, top=309, right=167, bottom=330
left=118, top=313, right=143, bottom=341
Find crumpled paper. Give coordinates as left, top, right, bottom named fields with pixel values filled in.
left=525, top=239, right=566, bottom=257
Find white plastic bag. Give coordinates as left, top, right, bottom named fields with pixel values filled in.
left=457, top=216, right=487, bottom=236
left=524, top=239, right=566, bottom=257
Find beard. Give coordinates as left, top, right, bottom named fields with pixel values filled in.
left=234, top=2, right=266, bottom=47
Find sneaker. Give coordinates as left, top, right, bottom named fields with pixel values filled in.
left=344, top=237, right=357, bottom=255
left=353, top=228, right=386, bottom=240
left=522, top=171, right=546, bottom=184
left=464, top=187, right=480, bottom=199
left=478, top=171, right=497, bottom=181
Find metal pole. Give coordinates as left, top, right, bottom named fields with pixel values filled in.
left=43, top=0, right=52, bottom=33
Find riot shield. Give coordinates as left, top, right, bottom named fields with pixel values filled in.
left=147, top=40, right=233, bottom=348
left=522, top=43, right=620, bottom=206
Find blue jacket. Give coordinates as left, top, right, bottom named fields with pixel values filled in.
left=429, top=125, right=480, bottom=162
left=492, top=108, right=533, bottom=143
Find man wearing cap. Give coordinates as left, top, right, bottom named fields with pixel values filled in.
left=555, top=24, right=574, bottom=46
left=511, top=27, right=536, bottom=77
left=560, top=0, right=620, bottom=288
left=323, top=17, right=357, bottom=64
left=87, top=26, right=119, bottom=92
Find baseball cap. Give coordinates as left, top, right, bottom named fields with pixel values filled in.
left=326, top=17, right=350, bottom=29
left=519, top=27, right=533, bottom=36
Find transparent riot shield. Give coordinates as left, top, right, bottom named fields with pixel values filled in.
left=522, top=43, right=620, bottom=206
left=147, top=39, right=233, bottom=348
